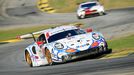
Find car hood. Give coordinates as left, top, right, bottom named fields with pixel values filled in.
left=90, top=5, right=101, bottom=10
left=56, top=33, right=94, bottom=51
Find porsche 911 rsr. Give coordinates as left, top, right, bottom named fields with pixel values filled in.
left=77, top=1, right=105, bottom=19
left=24, top=25, right=111, bottom=67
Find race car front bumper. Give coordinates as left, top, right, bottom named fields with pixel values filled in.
left=62, top=46, right=107, bottom=62
left=85, top=10, right=97, bottom=15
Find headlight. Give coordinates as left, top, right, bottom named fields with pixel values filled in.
left=54, top=43, right=64, bottom=49
left=78, top=9, right=85, bottom=14
left=92, top=33, right=101, bottom=40
left=80, top=10, right=85, bottom=13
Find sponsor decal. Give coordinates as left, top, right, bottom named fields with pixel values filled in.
left=91, top=41, right=99, bottom=47
left=92, top=33, right=100, bottom=40
left=76, top=44, right=88, bottom=48
left=66, top=49, right=76, bottom=53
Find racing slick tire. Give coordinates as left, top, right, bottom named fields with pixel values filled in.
left=77, top=15, right=85, bottom=19
left=98, top=46, right=112, bottom=54
left=102, top=46, right=112, bottom=54
left=102, top=41, right=112, bottom=54
left=105, top=48, right=112, bottom=54
left=99, top=12, right=105, bottom=16
left=25, top=51, right=33, bottom=67
left=77, top=15, right=81, bottom=19
left=80, top=15, right=85, bottom=19
left=45, top=48, right=53, bottom=66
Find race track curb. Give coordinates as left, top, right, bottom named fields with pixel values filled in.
left=37, top=0, right=56, bottom=13
left=101, top=48, right=134, bottom=59
left=0, top=39, right=23, bottom=43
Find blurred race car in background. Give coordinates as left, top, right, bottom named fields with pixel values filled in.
left=24, top=25, right=111, bottom=67
left=77, top=1, right=105, bottom=19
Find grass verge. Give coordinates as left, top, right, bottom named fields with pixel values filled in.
left=108, top=34, right=134, bottom=49
left=0, top=24, right=61, bottom=41
left=48, top=0, right=134, bottom=13
left=103, top=34, right=134, bottom=58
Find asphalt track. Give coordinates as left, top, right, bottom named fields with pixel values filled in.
left=0, top=7, right=134, bottom=75
left=0, top=40, right=134, bottom=75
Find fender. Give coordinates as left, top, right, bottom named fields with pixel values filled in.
left=24, top=44, right=39, bottom=67
left=25, top=42, right=48, bottom=67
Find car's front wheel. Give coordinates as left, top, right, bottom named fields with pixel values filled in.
left=45, top=49, right=53, bottom=65
left=77, top=15, right=85, bottom=19
left=98, top=45, right=112, bottom=54
left=25, top=51, right=33, bottom=67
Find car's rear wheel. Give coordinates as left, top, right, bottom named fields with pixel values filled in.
left=45, top=49, right=53, bottom=65
left=25, top=51, right=33, bottom=67
left=99, top=12, right=105, bottom=16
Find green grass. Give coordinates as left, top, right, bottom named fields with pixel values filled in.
left=103, top=35, right=134, bottom=58
left=48, top=0, right=89, bottom=12
left=0, top=25, right=61, bottom=41
left=48, top=0, right=134, bottom=13
left=101, top=0, right=134, bottom=10
left=107, top=35, right=134, bottom=50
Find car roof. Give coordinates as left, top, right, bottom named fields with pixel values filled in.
left=79, top=1, right=98, bottom=6
left=42, top=25, right=78, bottom=36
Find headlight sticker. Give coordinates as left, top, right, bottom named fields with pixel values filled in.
left=92, top=33, right=100, bottom=40
left=54, top=43, right=64, bottom=49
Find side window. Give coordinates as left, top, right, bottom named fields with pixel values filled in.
left=37, top=34, right=47, bottom=44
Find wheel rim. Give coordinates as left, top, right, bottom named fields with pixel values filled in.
left=99, top=12, right=103, bottom=15
left=81, top=15, right=85, bottom=19
left=26, top=52, right=32, bottom=66
left=45, top=49, right=52, bottom=65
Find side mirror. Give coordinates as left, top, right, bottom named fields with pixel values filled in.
left=86, top=28, right=93, bottom=33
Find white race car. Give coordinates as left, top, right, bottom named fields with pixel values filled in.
left=24, top=25, right=111, bottom=67
left=77, top=1, right=105, bottom=19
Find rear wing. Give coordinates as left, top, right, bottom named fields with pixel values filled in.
left=16, top=29, right=51, bottom=39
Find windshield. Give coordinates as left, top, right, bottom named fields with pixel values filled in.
left=48, top=29, right=86, bottom=43
left=81, top=3, right=97, bottom=8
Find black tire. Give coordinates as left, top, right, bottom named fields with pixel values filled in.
left=25, top=51, right=33, bottom=67
left=80, top=15, right=85, bottom=19
left=104, top=42, right=112, bottom=54
left=99, top=12, right=105, bottom=16
left=105, top=49, right=112, bottom=54
left=77, top=15, right=81, bottom=19
left=103, top=12, right=106, bottom=15
left=77, top=15, right=85, bottom=19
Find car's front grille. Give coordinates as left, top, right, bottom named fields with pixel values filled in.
left=68, top=47, right=99, bottom=59
left=62, top=47, right=101, bottom=61
left=75, top=47, right=98, bottom=56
